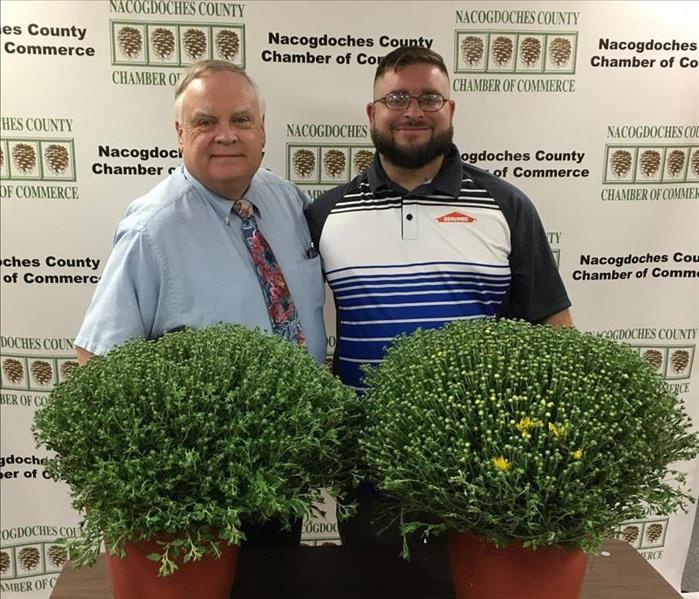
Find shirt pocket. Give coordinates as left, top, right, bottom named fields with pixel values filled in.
left=295, top=255, right=325, bottom=308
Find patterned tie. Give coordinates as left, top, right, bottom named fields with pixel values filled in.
left=231, top=198, right=306, bottom=346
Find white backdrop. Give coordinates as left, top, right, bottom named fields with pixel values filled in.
left=1, top=1, right=698, bottom=596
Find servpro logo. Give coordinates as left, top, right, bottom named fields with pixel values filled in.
left=435, top=211, right=477, bottom=223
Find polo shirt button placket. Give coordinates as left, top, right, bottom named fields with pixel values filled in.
left=401, top=199, right=418, bottom=241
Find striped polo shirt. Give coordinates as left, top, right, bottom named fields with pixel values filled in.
left=307, top=145, right=570, bottom=390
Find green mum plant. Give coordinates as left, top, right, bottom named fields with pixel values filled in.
left=33, top=324, right=358, bottom=575
left=360, top=319, right=699, bottom=554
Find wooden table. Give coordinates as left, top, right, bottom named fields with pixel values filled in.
left=50, top=538, right=681, bottom=598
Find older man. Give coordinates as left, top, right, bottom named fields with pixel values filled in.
left=306, top=46, right=572, bottom=544
left=75, top=60, right=326, bottom=546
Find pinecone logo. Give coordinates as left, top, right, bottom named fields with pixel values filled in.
left=691, top=149, right=699, bottom=176
left=3, top=358, right=24, bottom=384
left=642, top=349, right=663, bottom=370
left=491, top=36, right=513, bottom=66
left=117, top=26, right=143, bottom=59
left=646, top=523, right=663, bottom=543
left=0, top=551, right=10, bottom=573
left=610, top=149, right=632, bottom=177
left=621, top=525, right=640, bottom=544
left=47, top=545, right=67, bottom=568
left=151, top=28, right=175, bottom=60
left=520, top=37, right=542, bottom=66
left=461, top=36, right=484, bottom=66
left=549, top=37, right=572, bottom=67
left=215, top=30, right=240, bottom=62
left=666, top=149, right=685, bottom=177
left=12, top=143, right=37, bottom=174
left=18, top=547, right=41, bottom=571
left=60, top=360, right=79, bottom=379
left=324, top=149, right=346, bottom=177
left=292, top=149, right=315, bottom=177
left=183, top=29, right=207, bottom=60
left=44, top=144, right=70, bottom=174
left=353, top=149, right=374, bottom=175
left=670, top=349, right=690, bottom=374
left=639, top=150, right=661, bottom=177
left=31, top=360, right=53, bottom=385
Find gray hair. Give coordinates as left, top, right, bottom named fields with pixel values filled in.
left=173, top=60, right=265, bottom=120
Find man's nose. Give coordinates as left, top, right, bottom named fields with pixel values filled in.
left=215, top=122, right=239, bottom=143
left=403, top=98, right=426, bottom=118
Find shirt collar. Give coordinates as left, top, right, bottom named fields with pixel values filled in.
left=182, top=166, right=260, bottom=220
left=367, top=144, right=463, bottom=198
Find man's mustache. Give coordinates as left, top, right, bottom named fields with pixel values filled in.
left=392, top=120, right=433, bottom=129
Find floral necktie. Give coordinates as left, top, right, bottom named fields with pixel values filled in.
left=231, top=198, right=306, bottom=346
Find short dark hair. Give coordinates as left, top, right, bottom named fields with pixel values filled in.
left=374, top=46, right=449, bottom=83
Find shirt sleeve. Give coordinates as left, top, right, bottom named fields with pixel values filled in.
left=502, top=192, right=571, bottom=322
left=296, top=184, right=312, bottom=210
left=74, top=227, right=163, bottom=355
left=305, top=185, right=346, bottom=249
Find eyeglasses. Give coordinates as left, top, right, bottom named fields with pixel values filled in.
left=373, top=91, right=448, bottom=112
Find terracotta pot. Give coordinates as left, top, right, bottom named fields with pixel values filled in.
left=448, top=530, right=588, bottom=599
left=105, top=537, right=238, bottom=599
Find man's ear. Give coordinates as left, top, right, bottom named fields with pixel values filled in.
left=260, top=113, right=266, bottom=149
left=175, top=121, right=184, bottom=149
left=366, top=102, right=375, bottom=127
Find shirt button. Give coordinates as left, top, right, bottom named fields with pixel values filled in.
left=406, top=213, right=414, bottom=221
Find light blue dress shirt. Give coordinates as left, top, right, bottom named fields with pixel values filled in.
left=76, top=166, right=326, bottom=363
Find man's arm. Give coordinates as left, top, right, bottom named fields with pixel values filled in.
left=542, top=308, right=573, bottom=327
left=471, top=171, right=572, bottom=325
left=74, top=228, right=161, bottom=359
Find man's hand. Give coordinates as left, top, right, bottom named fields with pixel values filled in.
left=542, top=309, right=573, bottom=327
left=76, top=347, right=94, bottom=366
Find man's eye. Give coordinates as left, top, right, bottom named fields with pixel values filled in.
left=197, top=119, right=214, bottom=128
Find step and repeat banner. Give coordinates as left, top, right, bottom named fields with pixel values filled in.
left=1, top=1, right=698, bottom=596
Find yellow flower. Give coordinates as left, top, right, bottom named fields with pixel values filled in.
left=492, top=456, right=512, bottom=472
left=572, top=449, right=583, bottom=460
left=548, top=422, right=567, bottom=440
left=515, top=416, right=542, bottom=436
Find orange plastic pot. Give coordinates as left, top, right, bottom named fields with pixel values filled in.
left=448, top=531, right=588, bottom=599
left=105, top=537, right=238, bottom=599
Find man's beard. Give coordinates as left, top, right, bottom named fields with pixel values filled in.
left=370, top=123, right=453, bottom=169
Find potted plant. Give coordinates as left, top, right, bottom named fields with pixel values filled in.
left=360, top=318, right=699, bottom=599
left=33, top=323, right=358, bottom=599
